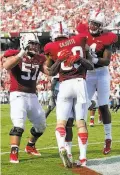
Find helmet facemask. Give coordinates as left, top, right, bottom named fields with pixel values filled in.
left=89, top=21, right=102, bottom=35
left=26, top=41, right=41, bottom=57
left=89, top=10, right=105, bottom=35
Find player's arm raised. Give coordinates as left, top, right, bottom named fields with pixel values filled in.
left=3, top=50, right=25, bottom=70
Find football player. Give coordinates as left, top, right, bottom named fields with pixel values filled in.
left=2, top=33, right=50, bottom=163
left=77, top=10, right=118, bottom=154
left=45, top=73, right=74, bottom=165
left=44, top=21, right=94, bottom=167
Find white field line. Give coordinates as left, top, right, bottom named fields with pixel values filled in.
left=1, top=140, right=120, bottom=155
left=2, top=120, right=120, bottom=128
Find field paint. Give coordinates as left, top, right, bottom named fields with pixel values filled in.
left=87, top=155, right=120, bottom=175
left=1, top=140, right=120, bottom=155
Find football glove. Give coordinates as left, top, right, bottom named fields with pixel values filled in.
left=89, top=51, right=98, bottom=64
left=57, top=49, right=71, bottom=61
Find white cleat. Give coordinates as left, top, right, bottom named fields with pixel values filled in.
left=60, top=149, right=72, bottom=168
left=80, top=159, right=87, bottom=166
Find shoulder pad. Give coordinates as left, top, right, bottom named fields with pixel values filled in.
left=39, top=54, right=46, bottom=64
left=4, top=49, right=19, bottom=57
left=44, top=42, right=53, bottom=55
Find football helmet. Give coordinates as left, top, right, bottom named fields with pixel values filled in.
left=50, top=21, right=69, bottom=41
left=20, top=33, right=41, bottom=56
left=89, top=10, right=105, bottom=34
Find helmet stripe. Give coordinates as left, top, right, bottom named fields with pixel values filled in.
left=95, top=9, right=100, bottom=17
left=59, top=21, right=63, bottom=34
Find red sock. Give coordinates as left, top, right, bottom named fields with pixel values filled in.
left=78, top=133, right=88, bottom=144
left=56, top=127, right=66, bottom=137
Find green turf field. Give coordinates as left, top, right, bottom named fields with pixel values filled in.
left=1, top=104, right=120, bottom=175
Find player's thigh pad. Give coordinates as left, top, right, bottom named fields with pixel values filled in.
left=10, top=92, right=28, bottom=129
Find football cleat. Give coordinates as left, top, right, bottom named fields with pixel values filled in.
left=103, top=139, right=112, bottom=155
left=10, top=152, right=19, bottom=163
left=60, top=149, right=72, bottom=168
left=25, top=146, right=41, bottom=156
left=80, top=159, right=87, bottom=166
left=89, top=118, right=94, bottom=127
left=68, top=154, right=73, bottom=164
left=73, top=159, right=87, bottom=167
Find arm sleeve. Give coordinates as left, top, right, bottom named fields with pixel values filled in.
left=79, top=57, right=94, bottom=70
left=49, top=60, right=61, bottom=76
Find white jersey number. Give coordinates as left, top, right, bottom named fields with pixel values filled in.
left=61, top=46, right=83, bottom=70
left=21, top=62, right=39, bottom=80
left=89, top=43, right=97, bottom=54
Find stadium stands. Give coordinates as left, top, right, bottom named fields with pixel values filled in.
left=0, top=0, right=120, bottom=103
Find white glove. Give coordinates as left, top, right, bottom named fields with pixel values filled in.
left=20, top=35, right=30, bottom=50
left=92, top=57, right=99, bottom=64
left=89, top=51, right=99, bottom=64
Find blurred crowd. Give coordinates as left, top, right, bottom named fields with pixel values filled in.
left=1, top=0, right=120, bottom=32
left=0, top=0, right=120, bottom=106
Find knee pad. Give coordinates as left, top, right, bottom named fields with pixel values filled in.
left=99, top=105, right=109, bottom=113
left=9, top=127, right=24, bottom=137
left=66, top=118, right=74, bottom=128
left=99, top=105, right=111, bottom=124
left=30, top=127, right=43, bottom=138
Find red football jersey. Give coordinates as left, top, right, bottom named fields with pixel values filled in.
left=77, top=23, right=118, bottom=68
left=4, top=49, right=46, bottom=93
left=44, top=34, right=87, bottom=81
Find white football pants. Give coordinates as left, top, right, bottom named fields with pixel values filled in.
left=86, top=66, right=110, bottom=106
left=56, top=78, right=89, bottom=122
left=10, top=91, right=46, bottom=132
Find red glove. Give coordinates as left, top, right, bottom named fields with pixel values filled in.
left=65, top=54, right=80, bottom=66
left=57, top=49, right=72, bottom=61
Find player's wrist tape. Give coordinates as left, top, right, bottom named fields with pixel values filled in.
left=17, top=49, right=25, bottom=59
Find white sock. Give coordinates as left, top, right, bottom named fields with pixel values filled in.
left=65, top=141, right=72, bottom=155
left=55, top=128, right=66, bottom=152
left=78, top=133, right=88, bottom=160
left=104, top=123, right=112, bottom=140
left=11, top=145, right=18, bottom=148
